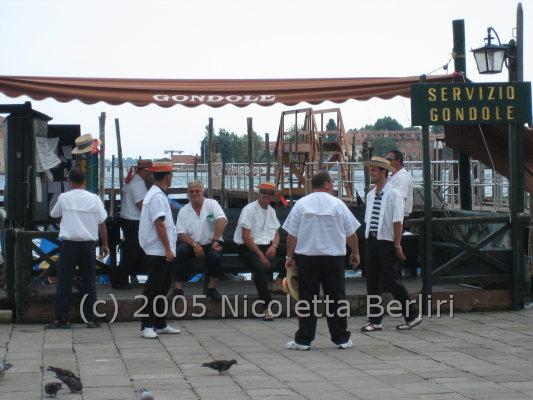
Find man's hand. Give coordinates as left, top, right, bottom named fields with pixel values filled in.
left=285, top=258, right=295, bottom=270
left=349, top=252, right=360, bottom=268
left=211, top=240, right=223, bottom=252
left=395, top=245, right=407, bottom=261
left=99, top=245, right=109, bottom=260
left=259, top=253, right=271, bottom=268
left=193, top=243, right=205, bottom=259
left=165, top=248, right=176, bottom=262
left=265, top=245, right=277, bottom=259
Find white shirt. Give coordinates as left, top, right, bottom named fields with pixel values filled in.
left=364, top=183, right=404, bottom=242
left=282, top=192, right=361, bottom=256
left=388, top=167, right=414, bottom=216
left=176, top=198, right=227, bottom=245
left=120, top=174, right=147, bottom=220
left=138, top=185, right=177, bottom=256
left=233, top=201, right=281, bottom=245
left=50, top=189, right=107, bottom=241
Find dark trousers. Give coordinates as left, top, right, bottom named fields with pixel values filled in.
left=141, top=255, right=172, bottom=330
left=238, top=244, right=277, bottom=306
left=174, top=242, right=222, bottom=282
left=364, top=238, right=418, bottom=324
left=294, top=255, right=350, bottom=346
left=115, top=218, right=145, bottom=285
left=55, top=240, right=97, bottom=322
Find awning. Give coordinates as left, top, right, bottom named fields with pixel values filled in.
left=0, top=74, right=456, bottom=108
left=444, top=124, right=533, bottom=193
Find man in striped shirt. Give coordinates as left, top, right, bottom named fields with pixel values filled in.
left=361, top=157, right=422, bottom=332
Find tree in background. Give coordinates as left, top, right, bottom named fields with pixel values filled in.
left=325, top=118, right=337, bottom=142
left=200, top=128, right=267, bottom=163
left=370, top=137, right=397, bottom=157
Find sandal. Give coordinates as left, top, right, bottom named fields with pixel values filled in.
left=262, top=311, right=274, bottom=321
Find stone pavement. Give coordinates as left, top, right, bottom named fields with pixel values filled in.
left=1, top=309, right=533, bottom=400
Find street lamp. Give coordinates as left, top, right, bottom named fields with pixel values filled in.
left=471, top=27, right=516, bottom=76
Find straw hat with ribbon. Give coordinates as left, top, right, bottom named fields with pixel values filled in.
left=281, top=267, right=299, bottom=301
left=71, top=134, right=101, bottom=155
left=257, top=181, right=277, bottom=192
left=362, top=156, right=395, bottom=171
left=124, top=159, right=153, bottom=184
left=146, top=161, right=173, bottom=172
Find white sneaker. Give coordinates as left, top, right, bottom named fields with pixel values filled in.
left=337, top=340, right=353, bottom=349
left=155, top=325, right=181, bottom=335
left=140, top=327, right=158, bottom=339
left=396, top=315, right=423, bottom=330
left=286, top=340, right=310, bottom=350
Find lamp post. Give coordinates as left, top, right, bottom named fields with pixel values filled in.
left=471, top=6, right=525, bottom=309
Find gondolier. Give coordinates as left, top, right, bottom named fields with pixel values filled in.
left=138, top=162, right=180, bottom=339
left=361, top=157, right=422, bottom=332
left=282, top=171, right=361, bottom=350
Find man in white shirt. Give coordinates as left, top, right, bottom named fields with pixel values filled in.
left=362, top=157, right=422, bottom=332
left=234, top=182, right=281, bottom=321
left=173, top=180, right=227, bottom=301
left=114, top=159, right=152, bottom=289
left=138, top=162, right=180, bottom=339
left=46, top=168, right=109, bottom=329
left=386, top=150, right=414, bottom=217
left=282, top=171, right=361, bottom=350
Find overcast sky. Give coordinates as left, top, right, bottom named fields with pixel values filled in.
left=0, top=0, right=530, bottom=159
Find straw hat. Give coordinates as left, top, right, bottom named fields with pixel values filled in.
left=71, top=134, right=101, bottom=155
left=281, top=266, right=299, bottom=301
left=257, top=181, right=277, bottom=192
left=363, top=156, right=394, bottom=172
left=146, top=161, right=173, bottom=172
left=39, top=256, right=59, bottom=284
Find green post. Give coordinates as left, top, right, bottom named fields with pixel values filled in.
left=453, top=19, right=472, bottom=210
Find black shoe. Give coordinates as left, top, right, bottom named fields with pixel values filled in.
left=206, top=287, right=222, bottom=301
left=86, top=321, right=102, bottom=328
left=46, top=320, right=71, bottom=329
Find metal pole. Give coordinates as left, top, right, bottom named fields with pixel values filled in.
left=207, top=118, right=213, bottom=199
left=453, top=19, right=472, bottom=211
left=422, top=122, right=433, bottom=311
left=247, top=118, right=254, bottom=202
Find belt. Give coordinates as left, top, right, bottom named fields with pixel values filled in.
left=368, top=232, right=378, bottom=239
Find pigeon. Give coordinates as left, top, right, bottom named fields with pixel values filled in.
left=139, top=387, right=155, bottom=400
left=56, top=375, right=83, bottom=393
left=44, top=382, right=62, bottom=398
left=201, top=359, right=238, bottom=374
left=0, top=360, right=13, bottom=377
left=47, top=366, right=77, bottom=378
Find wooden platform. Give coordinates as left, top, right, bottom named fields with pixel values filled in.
left=3, top=279, right=512, bottom=323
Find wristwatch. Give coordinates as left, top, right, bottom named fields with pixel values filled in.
left=286, top=255, right=293, bottom=260
left=192, top=242, right=199, bottom=248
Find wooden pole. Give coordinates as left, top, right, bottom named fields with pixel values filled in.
left=114, top=118, right=124, bottom=190
left=265, top=133, right=271, bottom=181
left=221, top=160, right=228, bottom=208
left=110, top=155, right=116, bottom=217
left=194, top=155, right=198, bottom=180
left=207, top=118, right=213, bottom=199
left=362, top=140, right=370, bottom=194
left=98, top=112, right=106, bottom=202
left=247, top=118, right=254, bottom=202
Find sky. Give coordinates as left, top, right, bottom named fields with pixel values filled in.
left=0, top=0, right=530, bottom=159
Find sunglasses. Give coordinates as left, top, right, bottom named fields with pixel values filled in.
left=259, top=190, right=275, bottom=195
left=188, top=189, right=203, bottom=194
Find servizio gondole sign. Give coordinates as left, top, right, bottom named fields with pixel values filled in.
left=411, top=82, right=532, bottom=125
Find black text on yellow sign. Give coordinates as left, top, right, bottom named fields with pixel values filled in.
left=410, top=82, right=531, bottom=126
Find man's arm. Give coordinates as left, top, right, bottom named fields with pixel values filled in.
left=285, top=234, right=297, bottom=269
left=212, top=217, right=227, bottom=241
left=135, top=201, right=143, bottom=210
left=155, top=217, right=175, bottom=261
left=393, top=221, right=406, bottom=261
left=346, top=232, right=360, bottom=268
left=98, top=223, right=109, bottom=259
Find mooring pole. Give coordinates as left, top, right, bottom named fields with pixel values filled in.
left=247, top=118, right=254, bottom=202
left=114, top=118, right=124, bottom=190
left=207, top=118, right=213, bottom=199
left=98, top=112, right=106, bottom=202
left=453, top=19, right=472, bottom=211
left=265, top=133, right=271, bottom=182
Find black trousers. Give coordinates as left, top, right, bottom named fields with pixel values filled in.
left=174, top=242, right=222, bottom=282
left=55, top=240, right=97, bottom=322
left=115, top=218, right=145, bottom=285
left=364, top=238, right=417, bottom=324
left=238, top=244, right=278, bottom=306
left=294, top=255, right=350, bottom=346
left=141, top=255, right=172, bottom=330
